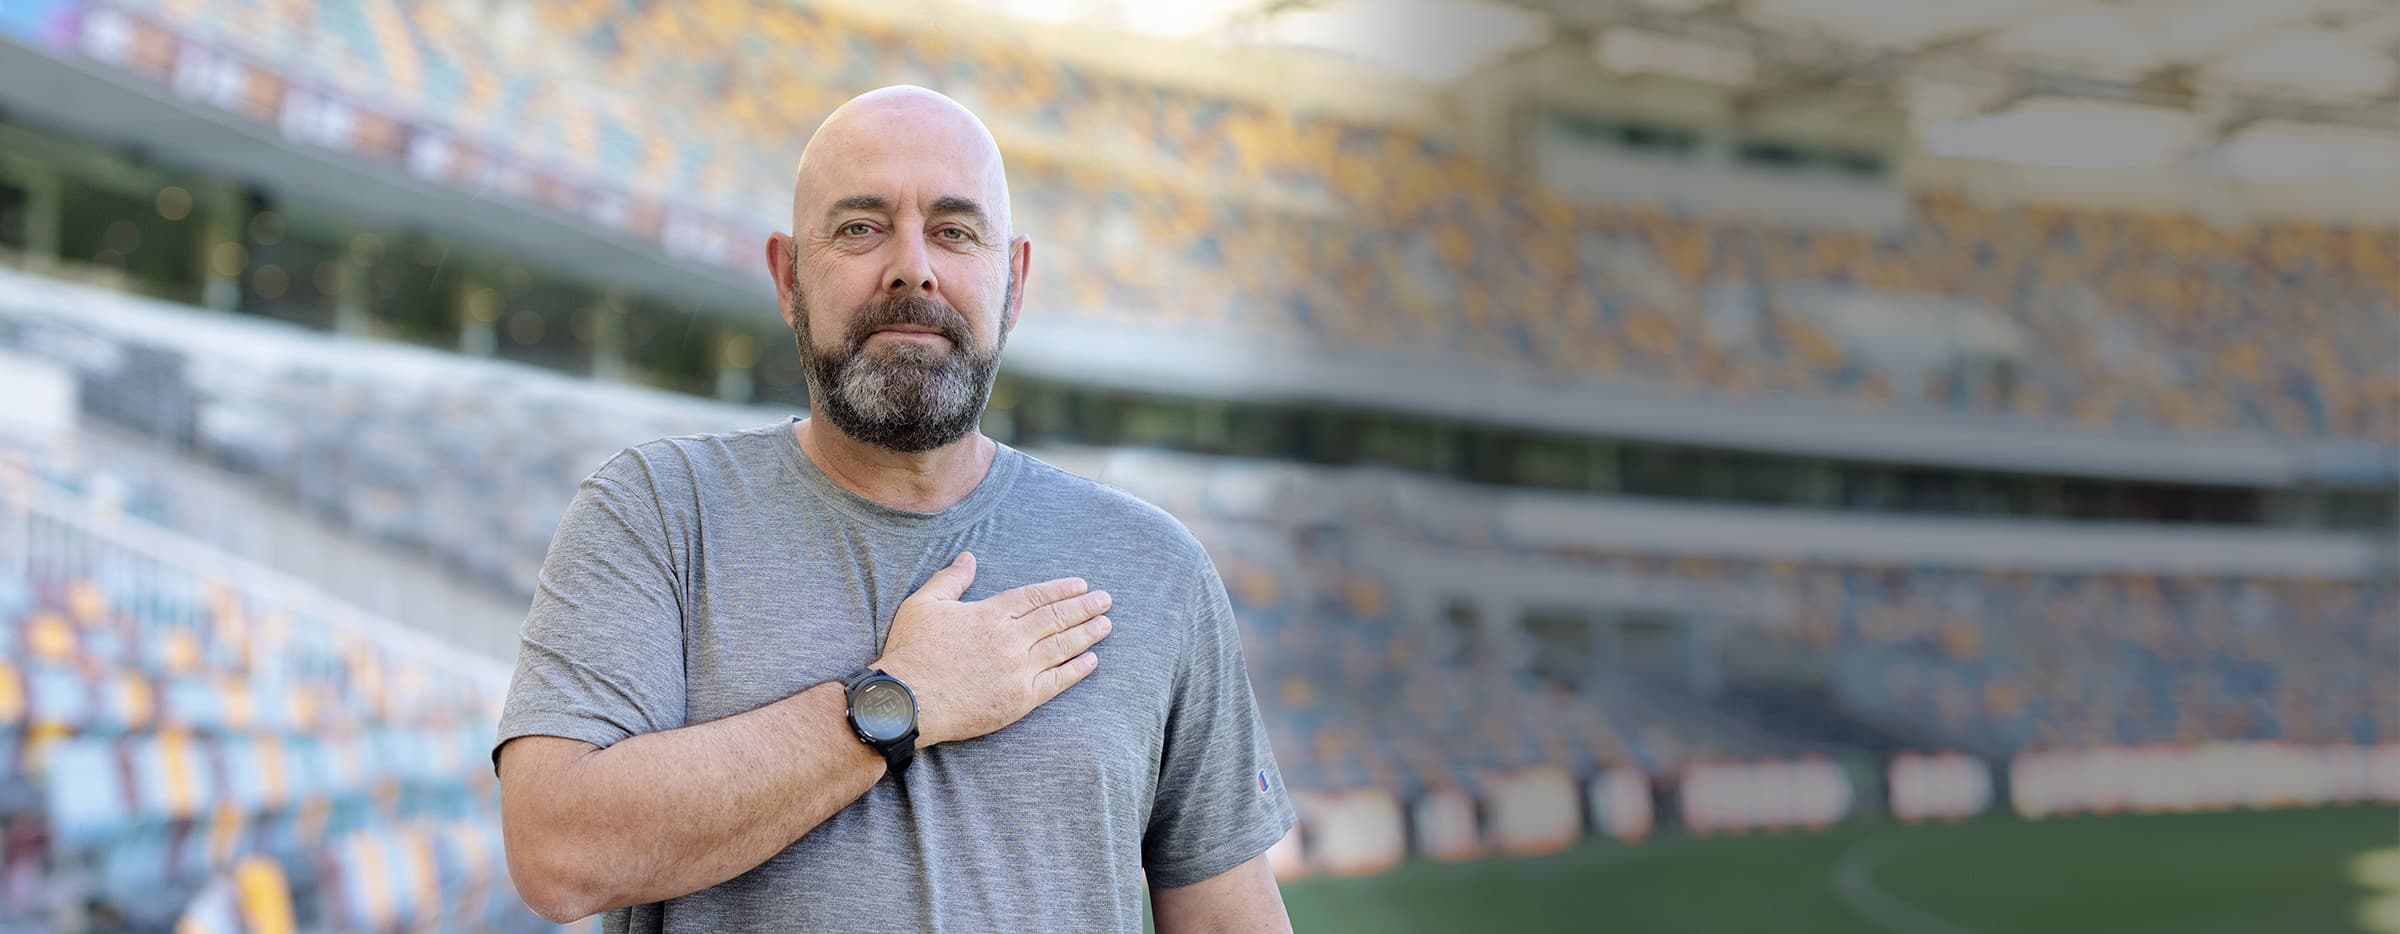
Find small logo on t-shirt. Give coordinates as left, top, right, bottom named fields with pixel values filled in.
left=1256, top=769, right=1269, bottom=792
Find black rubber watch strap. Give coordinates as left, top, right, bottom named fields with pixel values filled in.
left=881, top=732, right=915, bottom=776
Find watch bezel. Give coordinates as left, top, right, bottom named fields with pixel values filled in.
left=849, top=679, right=914, bottom=742
left=844, top=668, right=919, bottom=774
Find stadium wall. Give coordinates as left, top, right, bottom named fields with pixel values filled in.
left=1269, top=741, right=2400, bottom=878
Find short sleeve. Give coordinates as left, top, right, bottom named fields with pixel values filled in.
left=492, top=469, right=687, bottom=771
left=1142, top=557, right=1297, bottom=888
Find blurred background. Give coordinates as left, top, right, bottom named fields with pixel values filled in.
left=0, top=0, right=2396, bottom=931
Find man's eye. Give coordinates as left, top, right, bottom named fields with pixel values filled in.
left=843, top=223, right=874, bottom=236
left=939, top=228, right=969, bottom=241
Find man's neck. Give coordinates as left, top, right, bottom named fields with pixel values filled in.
left=794, top=416, right=997, bottom=514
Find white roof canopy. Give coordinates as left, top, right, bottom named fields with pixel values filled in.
left=961, top=0, right=2400, bottom=177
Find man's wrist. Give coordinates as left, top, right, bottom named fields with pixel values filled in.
left=801, top=681, right=888, bottom=776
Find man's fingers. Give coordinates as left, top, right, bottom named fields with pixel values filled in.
left=1027, top=588, right=1110, bottom=638
left=995, top=576, right=1090, bottom=618
left=909, top=551, right=977, bottom=604
left=1031, top=615, right=1111, bottom=669
left=1033, top=651, right=1099, bottom=703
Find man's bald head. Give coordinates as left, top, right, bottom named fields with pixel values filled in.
left=792, top=86, right=1013, bottom=239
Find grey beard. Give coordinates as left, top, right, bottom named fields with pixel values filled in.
left=794, top=290, right=1005, bottom=454
left=815, top=337, right=997, bottom=454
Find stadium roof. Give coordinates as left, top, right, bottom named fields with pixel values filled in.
left=983, top=0, right=2400, bottom=180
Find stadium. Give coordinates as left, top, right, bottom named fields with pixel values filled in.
left=0, top=0, right=2395, bottom=930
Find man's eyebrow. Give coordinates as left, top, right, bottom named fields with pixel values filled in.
left=929, top=195, right=993, bottom=229
left=826, top=194, right=891, bottom=217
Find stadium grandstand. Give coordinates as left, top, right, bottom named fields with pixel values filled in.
left=0, top=0, right=2395, bottom=930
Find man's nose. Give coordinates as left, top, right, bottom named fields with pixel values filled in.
left=883, top=230, right=937, bottom=296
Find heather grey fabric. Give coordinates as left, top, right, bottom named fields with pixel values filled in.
left=496, top=416, right=1294, bottom=932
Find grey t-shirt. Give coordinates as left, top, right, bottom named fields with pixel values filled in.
left=494, top=416, right=1295, bottom=933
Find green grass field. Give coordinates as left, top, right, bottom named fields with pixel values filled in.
left=1277, top=804, right=2400, bottom=933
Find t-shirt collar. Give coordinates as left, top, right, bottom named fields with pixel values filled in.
left=777, top=414, right=1021, bottom=536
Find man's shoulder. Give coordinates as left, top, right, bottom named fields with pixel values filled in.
left=588, top=420, right=791, bottom=493
left=1008, top=447, right=1209, bottom=566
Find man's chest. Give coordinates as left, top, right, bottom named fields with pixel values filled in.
left=674, top=526, right=1189, bottom=786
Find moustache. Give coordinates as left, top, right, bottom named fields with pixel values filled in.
left=846, top=295, right=973, bottom=353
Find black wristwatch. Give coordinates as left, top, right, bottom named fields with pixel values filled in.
left=844, top=667, right=918, bottom=778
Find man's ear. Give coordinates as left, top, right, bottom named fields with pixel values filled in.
left=1004, top=235, right=1032, bottom=334
left=765, top=232, right=796, bottom=330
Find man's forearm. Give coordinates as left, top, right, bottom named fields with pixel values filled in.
left=504, top=680, right=885, bottom=919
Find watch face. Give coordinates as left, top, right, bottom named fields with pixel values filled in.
left=854, top=680, right=914, bottom=741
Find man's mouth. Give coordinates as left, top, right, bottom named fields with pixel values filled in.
left=864, top=325, right=955, bottom=353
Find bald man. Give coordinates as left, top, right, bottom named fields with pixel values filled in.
left=492, top=86, right=1297, bottom=933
